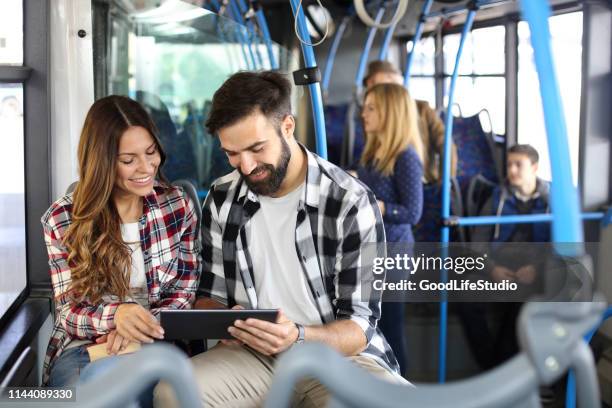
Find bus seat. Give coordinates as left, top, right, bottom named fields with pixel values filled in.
left=465, top=174, right=497, bottom=217
left=65, top=181, right=77, bottom=195
left=135, top=91, right=198, bottom=184
left=171, top=179, right=202, bottom=240
left=413, top=178, right=465, bottom=242
left=324, top=103, right=365, bottom=169
left=464, top=174, right=497, bottom=242
left=170, top=179, right=205, bottom=356
left=444, top=112, right=500, bottom=196
left=265, top=298, right=606, bottom=408
left=324, top=104, right=348, bottom=166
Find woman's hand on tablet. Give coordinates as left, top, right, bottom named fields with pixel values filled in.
left=114, top=303, right=164, bottom=344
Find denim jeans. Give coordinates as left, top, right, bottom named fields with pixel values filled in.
left=48, top=346, right=90, bottom=388
left=47, top=345, right=155, bottom=408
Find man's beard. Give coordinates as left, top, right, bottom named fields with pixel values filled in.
left=240, top=137, right=291, bottom=196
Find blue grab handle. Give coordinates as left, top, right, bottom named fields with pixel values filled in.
left=288, top=0, right=328, bottom=159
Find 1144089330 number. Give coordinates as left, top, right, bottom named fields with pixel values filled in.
left=2, top=387, right=76, bottom=402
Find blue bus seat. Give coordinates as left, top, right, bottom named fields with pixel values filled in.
left=324, top=103, right=365, bottom=168
left=413, top=178, right=465, bottom=242
left=135, top=91, right=198, bottom=184
left=324, top=104, right=349, bottom=166
left=442, top=112, right=501, bottom=196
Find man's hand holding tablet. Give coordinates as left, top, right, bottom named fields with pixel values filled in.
left=227, top=308, right=299, bottom=355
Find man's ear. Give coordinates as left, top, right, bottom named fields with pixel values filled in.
left=282, top=115, right=296, bottom=139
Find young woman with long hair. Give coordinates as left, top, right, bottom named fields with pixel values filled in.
left=357, top=83, right=424, bottom=376
left=41, top=95, right=201, bottom=394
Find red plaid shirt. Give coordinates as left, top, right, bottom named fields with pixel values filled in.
left=41, top=184, right=201, bottom=384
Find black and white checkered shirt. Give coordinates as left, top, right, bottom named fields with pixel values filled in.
left=198, top=146, right=400, bottom=375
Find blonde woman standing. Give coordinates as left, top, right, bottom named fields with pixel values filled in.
left=357, top=83, right=424, bottom=376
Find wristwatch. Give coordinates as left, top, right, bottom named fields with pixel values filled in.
left=294, top=323, right=305, bottom=344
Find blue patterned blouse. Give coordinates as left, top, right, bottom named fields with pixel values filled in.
left=357, top=147, right=423, bottom=243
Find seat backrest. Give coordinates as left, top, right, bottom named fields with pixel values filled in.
left=65, top=181, right=78, bottom=195
left=448, top=112, right=500, bottom=195
left=413, top=178, right=465, bottom=242
left=324, top=104, right=349, bottom=166
left=466, top=174, right=497, bottom=218
left=172, top=179, right=202, bottom=240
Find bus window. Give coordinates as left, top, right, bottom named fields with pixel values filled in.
left=93, top=2, right=295, bottom=196
left=0, top=87, right=27, bottom=323
left=0, top=0, right=27, bottom=326
left=443, top=25, right=506, bottom=136
left=0, top=0, right=23, bottom=65
left=406, top=36, right=436, bottom=107
left=518, top=11, right=583, bottom=183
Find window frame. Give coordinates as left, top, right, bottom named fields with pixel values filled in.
left=0, top=0, right=51, bottom=330
left=398, top=2, right=585, bottom=173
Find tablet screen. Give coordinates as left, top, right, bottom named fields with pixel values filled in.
left=160, top=309, right=279, bottom=339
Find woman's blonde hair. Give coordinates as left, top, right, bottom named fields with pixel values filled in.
left=360, top=83, right=424, bottom=176
left=62, top=95, right=167, bottom=304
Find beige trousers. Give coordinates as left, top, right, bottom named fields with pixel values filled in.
left=154, top=343, right=405, bottom=408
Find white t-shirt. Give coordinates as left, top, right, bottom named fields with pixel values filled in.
left=121, top=222, right=149, bottom=308
left=250, top=183, right=322, bottom=326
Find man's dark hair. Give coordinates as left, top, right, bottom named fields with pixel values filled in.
left=205, top=71, right=292, bottom=135
left=508, top=144, right=539, bottom=164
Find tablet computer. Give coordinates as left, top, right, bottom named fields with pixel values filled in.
left=160, top=309, right=279, bottom=339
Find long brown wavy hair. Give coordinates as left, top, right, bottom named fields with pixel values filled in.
left=63, top=95, right=168, bottom=304
left=361, top=83, right=424, bottom=176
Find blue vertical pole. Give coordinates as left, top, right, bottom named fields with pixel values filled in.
left=521, top=2, right=586, bottom=405
left=378, top=22, right=396, bottom=60
left=403, top=0, right=434, bottom=87
left=439, top=9, right=476, bottom=384
left=229, top=0, right=257, bottom=69
left=254, top=7, right=279, bottom=69
left=322, top=16, right=350, bottom=95
left=355, top=7, right=386, bottom=92
left=237, top=0, right=264, bottom=68
left=519, top=0, right=584, bottom=248
left=288, top=0, right=328, bottom=159
left=207, top=0, right=244, bottom=70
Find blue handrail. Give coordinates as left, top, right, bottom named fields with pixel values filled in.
left=288, top=0, right=328, bottom=159
left=228, top=0, right=257, bottom=69
left=455, top=212, right=604, bottom=226
left=438, top=7, right=477, bottom=384
left=378, top=22, right=397, bottom=60
left=254, top=7, right=279, bottom=69
left=237, top=0, right=264, bottom=68
left=403, top=0, right=434, bottom=87
left=354, top=7, right=386, bottom=92
left=322, top=16, right=350, bottom=95
left=519, top=0, right=584, bottom=249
